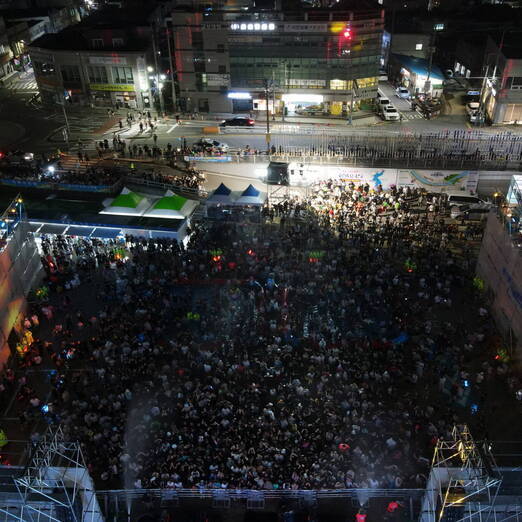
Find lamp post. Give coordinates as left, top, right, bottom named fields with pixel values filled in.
left=166, top=25, right=177, bottom=111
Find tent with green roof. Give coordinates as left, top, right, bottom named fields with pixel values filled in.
left=100, top=187, right=151, bottom=216
left=144, top=190, right=199, bottom=219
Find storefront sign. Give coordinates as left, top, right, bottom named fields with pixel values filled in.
left=284, top=23, right=328, bottom=32
left=89, top=56, right=128, bottom=65
left=184, top=156, right=233, bottom=162
left=89, top=83, right=135, bottom=92
left=207, top=74, right=229, bottom=87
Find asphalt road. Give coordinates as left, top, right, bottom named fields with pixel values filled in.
left=0, top=88, right=61, bottom=151
left=3, top=78, right=522, bottom=158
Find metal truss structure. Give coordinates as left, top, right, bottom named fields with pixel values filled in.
left=420, top=425, right=522, bottom=522
left=0, top=426, right=103, bottom=522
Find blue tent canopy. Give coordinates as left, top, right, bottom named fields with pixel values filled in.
left=241, top=184, right=260, bottom=197
left=214, top=183, right=232, bottom=196
left=392, top=54, right=444, bottom=81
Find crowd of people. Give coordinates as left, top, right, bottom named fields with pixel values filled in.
left=0, top=147, right=204, bottom=191
left=6, top=180, right=520, bottom=493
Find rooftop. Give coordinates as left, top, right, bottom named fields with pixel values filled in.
left=28, top=6, right=154, bottom=52
left=392, top=53, right=445, bottom=81
left=0, top=187, right=183, bottom=233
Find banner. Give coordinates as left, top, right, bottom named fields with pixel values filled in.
left=89, top=83, right=135, bottom=92
left=184, top=156, right=233, bottom=162
left=288, top=164, right=480, bottom=192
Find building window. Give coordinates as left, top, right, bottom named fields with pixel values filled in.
left=330, top=79, right=347, bottom=90
left=415, top=43, right=423, bottom=51
left=112, top=66, right=134, bottom=84
left=34, top=61, right=55, bottom=75
left=217, top=44, right=225, bottom=53
left=91, top=38, right=103, bottom=49
left=192, top=32, right=203, bottom=49
left=112, top=38, right=124, bottom=48
left=218, top=65, right=227, bottom=74
left=194, top=55, right=206, bottom=73
left=61, top=65, right=81, bottom=82
left=88, top=66, right=108, bottom=83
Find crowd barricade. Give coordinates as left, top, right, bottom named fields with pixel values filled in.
left=96, top=487, right=425, bottom=519
left=0, top=178, right=115, bottom=193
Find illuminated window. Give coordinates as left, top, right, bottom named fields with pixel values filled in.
left=240, top=23, right=246, bottom=30
left=247, top=23, right=254, bottom=30
left=330, top=79, right=347, bottom=90
left=415, top=43, right=423, bottom=51
left=268, top=23, right=275, bottom=30
left=254, top=23, right=260, bottom=30
left=261, top=23, right=268, bottom=30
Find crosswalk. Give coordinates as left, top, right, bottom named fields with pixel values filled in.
left=56, top=153, right=98, bottom=174
left=401, top=110, right=423, bottom=120
left=3, top=79, right=39, bottom=92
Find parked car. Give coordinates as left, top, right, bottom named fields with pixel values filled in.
left=396, top=86, right=411, bottom=99
left=447, top=193, right=491, bottom=214
left=195, top=138, right=229, bottom=152
left=381, top=105, right=400, bottom=121
left=220, top=117, right=255, bottom=127
left=295, top=106, right=326, bottom=116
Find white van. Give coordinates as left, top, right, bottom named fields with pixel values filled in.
left=447, top=194, right=491, bottom=213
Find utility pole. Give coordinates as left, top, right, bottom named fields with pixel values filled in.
left=265, top=80, right=271, bottom=155
left=166, top=24, right=177, bottom=111
left=348, top=79, right=356, bottom=126
left=57, top=89, right=70, bottom=150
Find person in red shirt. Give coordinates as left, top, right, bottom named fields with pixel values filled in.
left=387, top=501, right=399, bottom=513
left=385, top=500, right=402, bottom=520
left=355, top=508, right=367, bottom=522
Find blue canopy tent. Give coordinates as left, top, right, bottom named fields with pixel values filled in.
left=206, top=183, right=236, bottom=205
left=234, top=184, right=267, bottom=206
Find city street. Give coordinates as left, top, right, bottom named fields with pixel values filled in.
left=2, top=81, right=522, bottom=160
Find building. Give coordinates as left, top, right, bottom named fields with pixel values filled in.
left=28, top=6, right=155, bottom=108
left=166, top=0, right=384, bottom=116
left=389, top=53, right=444, bottom=96
left=382, top=31, right=431, bottom=69
left=479, top=34, right=522, bottom=124
left=0, top=7, right=81, bottom=80
left=454, top=34, right=488, bottom=79
left=0, top=17, right=12, bottom=79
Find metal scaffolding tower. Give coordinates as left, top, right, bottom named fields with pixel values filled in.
left=0, top=426, right=104, bottom=522
left=420, top=425, right=522, bottom=522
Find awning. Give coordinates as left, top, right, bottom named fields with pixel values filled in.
left=38, top=224, right=68, bottom=235
left=65, top=226, right=95, bottom=237
left=90, top=228, right=122, bottom=239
